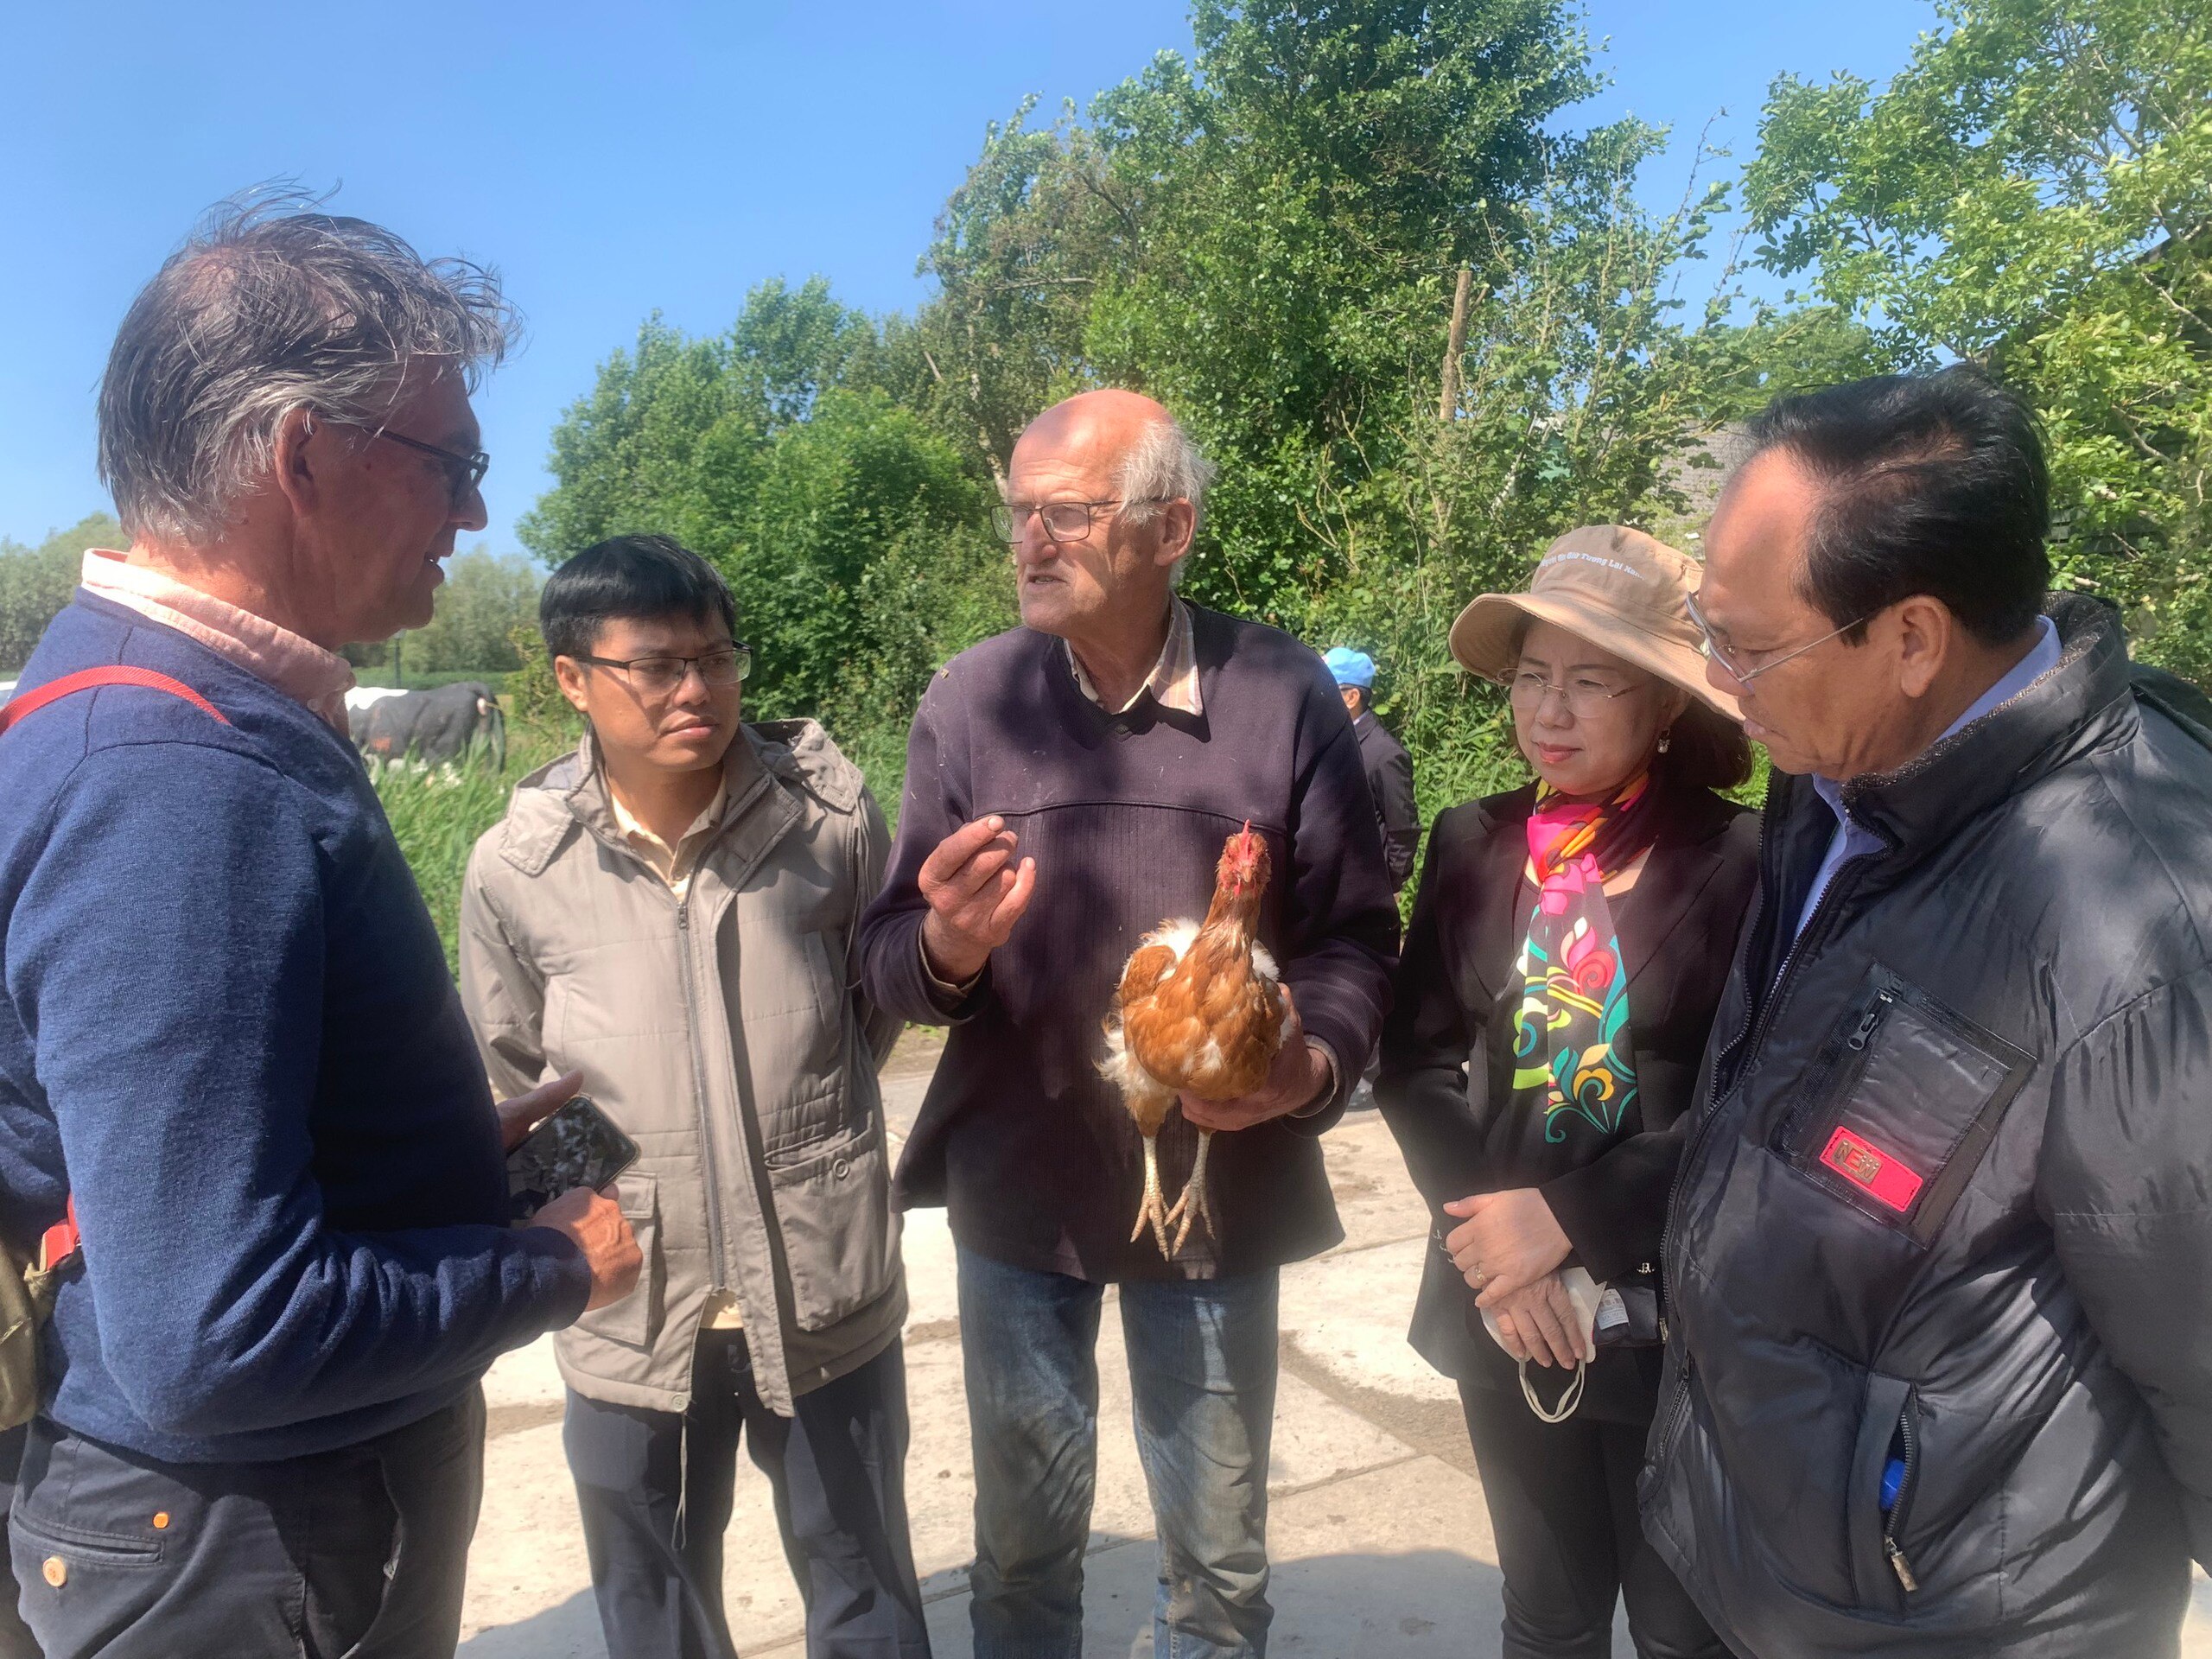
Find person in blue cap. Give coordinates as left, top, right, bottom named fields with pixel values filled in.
left=1325, top=646, right=1419, bottom=889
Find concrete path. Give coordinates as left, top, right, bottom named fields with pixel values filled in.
left=459, top=1032, right=2212, bottom=1657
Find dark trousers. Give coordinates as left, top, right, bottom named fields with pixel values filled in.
left=6, top=1389, right=484, bottom=1659
left=1459, top=1382, right=1723, bottom=1659
left=563, top=1331, right=929, bottom=1659
left=0, top=1426, right=37, bottom=1659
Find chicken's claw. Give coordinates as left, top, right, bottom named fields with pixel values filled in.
left=1164, top=1128, right=1215, bottom=1255
left=1132, top=1134, right=1174, bottom=1256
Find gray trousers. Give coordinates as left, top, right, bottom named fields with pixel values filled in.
left=8, top=1390, right=483, bottom=1659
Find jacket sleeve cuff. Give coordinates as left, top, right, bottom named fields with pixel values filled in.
left=1539, top=1160, right=1655, bottom=1287
left=512, top=1224, right=597, bottom=1333
left=1284, top=1038, right=1348, bottom=1136
left=917, top=931, right=990, bottom=1020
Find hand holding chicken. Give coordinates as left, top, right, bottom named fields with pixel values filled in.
left=1177, top=990, right=1330, bottom=1131
left=1102, top=824, right=1322, bottom=1258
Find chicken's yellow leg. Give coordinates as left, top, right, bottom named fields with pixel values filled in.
left=1132, top=1132, right=1174, bottom=1256
left=1166, top=1128, right=1215, bottom=1255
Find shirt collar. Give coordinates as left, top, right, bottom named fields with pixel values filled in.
left=1065, top=597, right=1204, bottom=717
left=607, top=778, right=728, bottom=884
left=79, top=549, right=356, bottom=734
left=1937, top=613, right=2062, bottom=744
left=1813, top=614, right=2063, bottom=830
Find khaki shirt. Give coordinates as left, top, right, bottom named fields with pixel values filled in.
left=608, top=782, right=728, bottom=902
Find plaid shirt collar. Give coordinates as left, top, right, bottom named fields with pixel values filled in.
left=1065, top=597, right=1203, bottom=717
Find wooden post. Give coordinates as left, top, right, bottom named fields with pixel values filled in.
left=1438, top=265, right=1473, bottom=423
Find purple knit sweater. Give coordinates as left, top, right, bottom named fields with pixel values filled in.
left=858, top=607, right=1400, bottom=1281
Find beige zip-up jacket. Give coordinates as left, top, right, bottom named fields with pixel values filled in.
left=460, top=721, right=904, bottom=1415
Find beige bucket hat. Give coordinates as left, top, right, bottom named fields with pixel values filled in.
left=1447, top=524, right=1739, bottom=720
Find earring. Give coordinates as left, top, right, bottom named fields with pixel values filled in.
left=1656, top=729, right=1672, bottom=753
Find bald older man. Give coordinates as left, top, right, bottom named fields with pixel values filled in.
left=860, top=392, right=1398, bottom=1657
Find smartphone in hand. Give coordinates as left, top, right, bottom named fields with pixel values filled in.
left=506, top=1093, right=640, bottom=1222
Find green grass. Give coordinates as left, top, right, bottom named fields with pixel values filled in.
left=353, top=665, right=518, bottom=691
left=372, top=717, right=576, bottom=972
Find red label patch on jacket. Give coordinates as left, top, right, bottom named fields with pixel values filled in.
left=1821, top=1128, right=1924, bottom=1212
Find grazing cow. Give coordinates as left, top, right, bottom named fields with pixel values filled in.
left=356, top=682, right=506, bottom=769
left=343, top=685, right=408, bottom=717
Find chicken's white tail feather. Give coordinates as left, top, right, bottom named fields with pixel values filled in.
left=1100, top=1015, right=1174, bottom=1103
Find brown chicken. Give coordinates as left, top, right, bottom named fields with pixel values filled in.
left=1101, top=823, right=1291, bottom=1259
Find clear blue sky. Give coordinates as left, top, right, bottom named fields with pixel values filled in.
left=2, top=0, right=1936, bottom=554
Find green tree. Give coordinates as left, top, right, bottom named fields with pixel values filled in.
left=520, top=276, right=906, bottom=563
left=1743, top=0, right=2212, bottom=674
left=909, top=97, right=1128, bottom=484
left=730, top=387, right=998, bottom=723
left=893, top=0, right=1741, bottom=812
left=0, top=512, right=127, bottom=671
left=1084, top=0, right=1603, bottom=616
left=404, top=549, right=542, bottom=674
left=526, top=289, right=1007, bottom=802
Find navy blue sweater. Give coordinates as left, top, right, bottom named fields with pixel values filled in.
left=859, top=607, right=1400, bottom=1281
left=0, top=594, right=590, bottom=1463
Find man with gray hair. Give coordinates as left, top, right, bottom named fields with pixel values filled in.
left=0, top=194, right=638, bottom=1657
left=860, top=390, right=1398, bottom=1656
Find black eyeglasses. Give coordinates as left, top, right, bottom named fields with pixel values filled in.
left=573, top=645, right=752, bottom=698
left=991, top=499, right=1166, bottom=545
left=335, top=423, right=490, bottom=510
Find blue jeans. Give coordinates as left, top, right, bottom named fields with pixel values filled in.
left=957, top=1247, right=1279, bottom=1659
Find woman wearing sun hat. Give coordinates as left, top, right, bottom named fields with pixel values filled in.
left=1376, top=524, right=1756, bottom=1659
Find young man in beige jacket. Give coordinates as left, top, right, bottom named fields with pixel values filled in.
left=460, top=535, right=928, bottom=1659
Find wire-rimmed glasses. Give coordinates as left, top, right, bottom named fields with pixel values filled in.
left=1685, top=590, right=1870, bottom=687
left=1503, top=669, right=1641, bottom=720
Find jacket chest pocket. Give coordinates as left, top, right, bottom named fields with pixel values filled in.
left=1777, top=965, right=2032, bottom=1245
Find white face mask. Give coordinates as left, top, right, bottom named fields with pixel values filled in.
left=1481, top=1266, right=1618, bottom=1423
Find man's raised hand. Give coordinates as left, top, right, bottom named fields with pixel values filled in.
left=919, top=816, right=1038, bottom=985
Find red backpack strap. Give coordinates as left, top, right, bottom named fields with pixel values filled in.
left=38, top=1198, right=79, bottom=1273
left=3, top=668, right=227, bottom=1272
left=0, top=666, right=229, bottom=740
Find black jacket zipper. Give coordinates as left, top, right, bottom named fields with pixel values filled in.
left=1885, top=1400, right=1922, bottom=1592
left=1773, top=989, right=1892, bottom=1154
left=1656, top=799, right=1882, bottom=1399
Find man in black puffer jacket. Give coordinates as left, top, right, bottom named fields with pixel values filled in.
left=1645, top=369, right=2212, bottom=1656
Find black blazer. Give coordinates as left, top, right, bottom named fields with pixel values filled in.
left=1376, top=779, right=1758, bottom=1421
left=1353, top=712, right=1421, bottom=889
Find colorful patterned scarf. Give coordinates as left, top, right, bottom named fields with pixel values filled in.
left=1510, top=773, right=1661, bottom=1143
